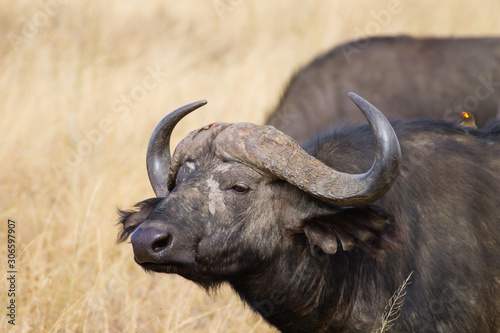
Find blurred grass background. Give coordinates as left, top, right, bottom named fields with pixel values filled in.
left=1, top=0, right=499, bottom=332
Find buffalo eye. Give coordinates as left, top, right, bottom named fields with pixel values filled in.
left=230, top=184, right=249, bottom=194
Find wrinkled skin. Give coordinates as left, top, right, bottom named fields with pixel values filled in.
left=267, top=36, right=500, bottom=145
left=119, top=120, right=500, bottom=332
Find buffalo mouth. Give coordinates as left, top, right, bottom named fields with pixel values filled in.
left=136, top=260, right=196, bottom=275
left=137, top=260, right=218, bottom=287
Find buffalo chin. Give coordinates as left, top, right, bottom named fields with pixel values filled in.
left=138, top=261, right=224, bottom=290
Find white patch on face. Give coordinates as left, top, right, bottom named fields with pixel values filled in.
left=215, top=163, right=232, bottom=172
left=206, top=177, right=226, bottom=215
left=185, top=161, right=196, bottom=171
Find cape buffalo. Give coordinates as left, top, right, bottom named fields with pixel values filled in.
left=119, top=95, right=500, bottom=332
left=266, top=36, right=500, bottom=145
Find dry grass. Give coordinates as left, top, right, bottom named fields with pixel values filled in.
left=0, top=1, right=499, bottom=332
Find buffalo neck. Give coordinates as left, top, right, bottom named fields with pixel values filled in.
left=227, top=243, right=375, bottom=332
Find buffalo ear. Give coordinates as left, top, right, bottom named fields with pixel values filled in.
left=303, top=205, right=394, bottom=255
left=116, top=197, right=163, bottom=243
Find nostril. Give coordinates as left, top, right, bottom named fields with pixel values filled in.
left=152, top=234, right=173, bottom=253
left=131, top=227, right=176, bottom=264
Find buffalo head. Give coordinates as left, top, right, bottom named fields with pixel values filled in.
left=118, top=93, right=401, bottom=288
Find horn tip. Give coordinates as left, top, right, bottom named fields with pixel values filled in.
left=186, top=100, right=208, bottom=110
left=347, top=92, right=361, bottom=102
left=347, top=92, right=373, bottom=113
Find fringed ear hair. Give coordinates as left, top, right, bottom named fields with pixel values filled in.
left=116, top=197, right=163, bottom=243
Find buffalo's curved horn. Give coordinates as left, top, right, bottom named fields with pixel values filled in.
left=146, top=100, right=207, bottom=196
left=216, top=93, right=401, bottom=206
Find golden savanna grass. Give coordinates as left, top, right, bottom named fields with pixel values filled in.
left=1, top=1, right=499, bottom=332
